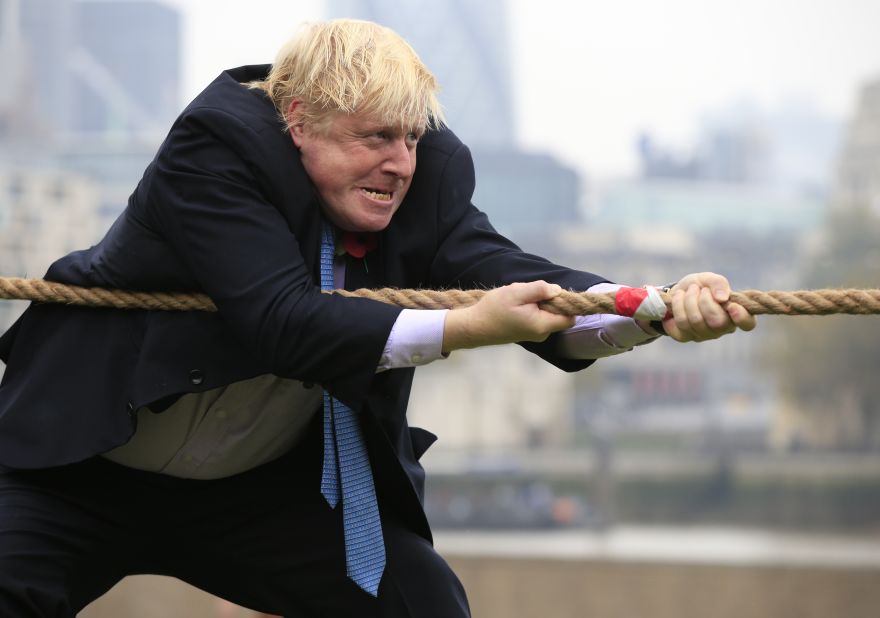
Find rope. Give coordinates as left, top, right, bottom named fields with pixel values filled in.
left=1, top=276, right=879, bottom=316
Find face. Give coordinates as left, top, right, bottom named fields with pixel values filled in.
left=289, top=103, right=422, bottom=232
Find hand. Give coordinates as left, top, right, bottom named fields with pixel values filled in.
left=442, top=281, right=576, bottom=353
left=661, top=272, right=757, bottom=342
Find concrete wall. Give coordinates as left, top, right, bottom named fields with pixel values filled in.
left=448, top=556, right=879, bottom=618
left=80, top=576, right=260, bottom=618
left=81, top=555, right=880, bottom=618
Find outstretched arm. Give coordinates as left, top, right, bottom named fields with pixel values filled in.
left=442, top=281, right=575, bottom=353
left=440, top=273, right=758, bottom=357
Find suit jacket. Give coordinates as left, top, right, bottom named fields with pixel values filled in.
left=0, top=65, right=607, bottom=540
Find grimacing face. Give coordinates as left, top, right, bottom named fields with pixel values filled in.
left=289, top=101, right=423, bottom=232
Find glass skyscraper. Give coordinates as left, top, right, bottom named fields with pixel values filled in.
left=326, top=0, right=515, bottom=148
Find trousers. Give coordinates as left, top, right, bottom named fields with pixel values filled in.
left=0, top=418, right=469, bottom=618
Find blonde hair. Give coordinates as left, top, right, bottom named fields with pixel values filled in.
left=250, top=19, right=444, bottom=133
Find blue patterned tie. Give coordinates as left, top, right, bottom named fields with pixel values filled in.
left=319, top=223, right=386, bottom=596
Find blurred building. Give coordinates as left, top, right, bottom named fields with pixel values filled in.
left=13, top=0, right=77, bottom=137
left=835, top=76, right=880, bottom=213
left=0, top=0, right=36, bottom=138
left=70, top=0, right=181, bottom=136
left=589, top=179, right=823, bottom=235
left=638, top=125, right=769, bottom=185
left=8, top=0, right=180, bottom=139
left=326, top=0, right=515, bottom=149
left=0, top=0, right=182, bottom=237
left=0, top=164, right=103, bottom=329
left=639, top=100, right=839, bottom=197
left=468, top=148, right=581, bottom=256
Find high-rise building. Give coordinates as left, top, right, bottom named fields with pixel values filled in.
left=71, top=0, right=181, bottom=136
left=0, top=0, right=32, bottom=137
left=835, top=77, right=880, bottom=213
left=325, top=0, right=515, bottom=148
left=11, top=0, right=76, bottom=136
left=7, top=0, right=181, bottom=138
left=0, top=164, right=102, bottom=330
left=1, top=0, right=182, bottom=268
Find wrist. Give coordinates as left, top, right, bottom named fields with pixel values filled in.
left=442, top=306, right=479, bottom=353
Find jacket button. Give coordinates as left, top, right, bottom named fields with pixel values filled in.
left=189, top=369, right=204, bottom=385
left=303, top=382, right=314, bottom=389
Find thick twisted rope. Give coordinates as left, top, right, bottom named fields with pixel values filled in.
left=1, top=277, right=879, bottom=316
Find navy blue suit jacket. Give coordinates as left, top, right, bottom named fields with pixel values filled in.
left=0, top=65, right=606, bottom=539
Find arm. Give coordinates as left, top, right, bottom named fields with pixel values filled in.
left=421, top=135, right=607, bottom=370
left=442, top=281, right=575, bottom=353
left=441, top=274, right=758, bottom=356
left=142, top=105, right=401, bottom=405
left=383, top=133, right=755, bottom=367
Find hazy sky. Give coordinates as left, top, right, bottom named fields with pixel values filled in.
left=166, top=0, right=880, bottom=178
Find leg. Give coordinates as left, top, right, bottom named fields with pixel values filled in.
left=0, top=466, right=131, bottom=617
left=374, top=517, right=471, bottom=618
left=164, top=442, right=470, bottom=617
left=179, top=508, right=470, bottom=617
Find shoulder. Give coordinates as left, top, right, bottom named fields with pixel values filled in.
left=413, top=126, right=475, bottom=190
left=155, top=65, right=303, bottom=184
left=175, top=64, right=285, bottom=140
left=417, top=125, right=467, bottom=160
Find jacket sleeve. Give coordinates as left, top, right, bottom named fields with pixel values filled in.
left=141, top=105, right=401, bottom=406
left=428, top=139, right=610, bottom=372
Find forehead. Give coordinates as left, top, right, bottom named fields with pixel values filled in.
left=318, top=109, right=425, bottom=135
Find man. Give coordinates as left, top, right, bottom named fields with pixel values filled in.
left=0, top=19, right=755, bottom=617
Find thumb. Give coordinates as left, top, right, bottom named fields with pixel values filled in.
left=509, top=280, right=563, bottom=305
left=694, top=272, right=730, bottom=303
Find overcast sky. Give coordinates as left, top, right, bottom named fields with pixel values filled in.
left=165, top=0, right=880, bottom=179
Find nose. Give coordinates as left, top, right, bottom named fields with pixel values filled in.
left=381, top=137, right=415, bottom=178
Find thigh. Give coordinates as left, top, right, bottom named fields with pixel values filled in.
left=0, top=466, right=134, bottom=617
left=171, top=460, right=470, bottom=618
left=378, top=519, right=471, bottom=618
left=169, top=449, right=370, bottom=616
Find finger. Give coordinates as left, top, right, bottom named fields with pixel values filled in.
left=541, top=313, right=577, bottom=334
left=698, top=286, right=734, bottom=333
left=725, top=302, right=757, bottom=332
left=508, top=280, right=562, bottom=305
left=669, top=289, right=693, bottom=342
left=683, top=285, right=714, bottom=340
left=661, top=315, right=686, bottom=341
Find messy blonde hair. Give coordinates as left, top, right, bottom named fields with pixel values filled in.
left=250, top=19, right=444, bottom=133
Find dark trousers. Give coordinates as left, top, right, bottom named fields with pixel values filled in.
left=0, top=428, right=470, bottom=618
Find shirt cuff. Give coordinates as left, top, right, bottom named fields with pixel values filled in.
left=378, top=309, right=449, bottom=370
left=557, top=283, right=660, bottom=359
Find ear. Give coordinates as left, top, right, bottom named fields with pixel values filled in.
left=286, top=99, right=307, bottom=147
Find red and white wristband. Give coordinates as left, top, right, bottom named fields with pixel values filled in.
left=613, top=283, right=676, bottom=335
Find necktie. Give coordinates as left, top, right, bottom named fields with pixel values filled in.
left=319, top=223, right=386, bottom=596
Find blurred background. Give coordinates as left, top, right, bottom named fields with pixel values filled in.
left=2, top=0, right=879, bottom=616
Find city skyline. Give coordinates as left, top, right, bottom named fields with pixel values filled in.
left=167, top=0, right=880, bottom=178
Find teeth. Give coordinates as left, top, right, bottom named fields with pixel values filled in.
left=363, top=189, right=392, bottom=201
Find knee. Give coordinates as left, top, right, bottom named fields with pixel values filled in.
left=381, top=526, right=470, bottom=618
left=0, top=515, right=73, bottom=617
left=0, top=483, right=112, bottom=617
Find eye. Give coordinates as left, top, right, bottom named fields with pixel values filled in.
left=406, top=132, right=420, bottom=146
